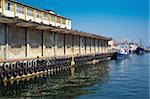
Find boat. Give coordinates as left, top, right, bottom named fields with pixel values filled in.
left=116, top=49, right=130, bottom=59
left=135, top=47, right=145, bottom=54
left=135, top=38, right=145, bottom=54
left=114, top=43, right=131, bottom=60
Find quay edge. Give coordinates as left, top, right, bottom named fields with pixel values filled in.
left=0, top=52, right=115, bottom=82
left=0, top=0, right=114, bottom=82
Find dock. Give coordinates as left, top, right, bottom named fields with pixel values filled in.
left=0, top=0, right=114, bottom=81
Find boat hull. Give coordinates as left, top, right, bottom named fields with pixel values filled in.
left=135, top=47, right=145, bottom=54
left=115, top=52, right=129, bottom=60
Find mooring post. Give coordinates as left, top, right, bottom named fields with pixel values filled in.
left=93, top=54, right=96, bottom=64
left=71, top=54, right=75, bottom=66
left=70, top=54, right=75, bottom=79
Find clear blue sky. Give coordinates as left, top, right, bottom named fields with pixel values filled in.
left=17, top=0, right=149, bottom=46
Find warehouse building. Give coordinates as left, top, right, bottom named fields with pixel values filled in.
left=0, top=0, right=111, bottom=61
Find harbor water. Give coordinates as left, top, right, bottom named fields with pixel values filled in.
left=0, top=53, right=149, bottom=99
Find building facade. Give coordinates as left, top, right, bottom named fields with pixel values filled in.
left=0, top=0, right=111, bottom=61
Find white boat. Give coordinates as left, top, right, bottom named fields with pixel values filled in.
left=115, top=44, right=130, bottom=59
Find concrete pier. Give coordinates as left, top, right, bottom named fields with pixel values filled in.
left=0, top=52, right=114, bottom=82
left=0, top=0, right=114, bottom=81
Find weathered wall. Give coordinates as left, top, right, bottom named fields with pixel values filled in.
left=106, top=40, right=108, bottom=52
left=91, top=38, right=95, bottom=53
left=27, top=29, right=42, bottom=58
left=86, top=37, right=91, bottom=54
left=98, top=40, right=102, bottom=53
left=102, top=40, right=105, bottom=53
left=95, top=39, right=99, bottom=53
left=101, top=40, right=103, bottom=53
left=8, top=26, right=26, bottom=59
left=56, top=33, right=65, bottom=56
left=104, top=40, right=108, bottom=52
left=43, top=31, right=55, bottom=57
left=0, top=23, right=110, bottom=60
left=0, top=24, right=5, bottom=60
left=73, top=35, right=80, bottom=55
left=103, top=40, right=106, bottom=52
left=65, top=34, right=73, bottom=55
left=80, top=36, right=86, bottom=54
left=101, top=40, right=105, bottom=53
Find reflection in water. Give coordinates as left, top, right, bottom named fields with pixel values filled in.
left=0, top=61, right=110, bottom=98
left=115, top=58, right=131, bottom=74
left=70, top=66, right=75, bottom=80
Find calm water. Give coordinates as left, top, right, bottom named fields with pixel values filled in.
left=0, top=54, right=149, bottom=99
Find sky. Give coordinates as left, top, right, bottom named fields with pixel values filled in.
left=17, top=0, right=149, bottom=46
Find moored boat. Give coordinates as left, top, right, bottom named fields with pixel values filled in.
left=135, top=38, right=145, bottom=54
left=114, top=43, right=131, bottom=60
left=116, top=49, right=130, bottom=59
left=135, top=47, right=145, bottom=54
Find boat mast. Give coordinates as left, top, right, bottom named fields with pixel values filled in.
left=140, top=38, right=143, bottom=47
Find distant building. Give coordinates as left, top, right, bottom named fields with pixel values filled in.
left=108, top=39, right=117, bottom=51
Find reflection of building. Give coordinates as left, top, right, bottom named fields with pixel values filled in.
left=0, top=62, right=110, bottom=98
left=0, top=0, right=111, bottom=61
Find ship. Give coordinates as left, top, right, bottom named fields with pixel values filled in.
left=135, top=38, right=145, bottom=54
left=116, top=49, right=130, bottom=59
left=114, top=43, right=131, bottom=60
left=135, top=47, right=145, bottom=54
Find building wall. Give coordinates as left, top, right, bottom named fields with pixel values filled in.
left=27, top=29, right=42, bottom=58
left=108, top=40, right=116, bottom=51
left=8, top=26, right=26, bottom=59
left=0, top=24, right=110, bottom=60
left=91, top=38, right=95, bottom=53
left=98, top=40, right=102, bottom=53
left=95, top=39, right=99, bottom=53
left=73, top=35, right=80, bottom=55
left=0, top=24, right=5, bottom=60
left=86, top=37, right=91, bottom=54
left=101, top=40, right=103, bottom=53
left=101, top=40, right=108, bottom=53
left=0, top=0, right=72, bottom=29
left=105, top=40, right=108, bottom=52
left=65, top=34, right=73, bottom=55
left=56, top=33, right=65, bottom=56
left=43, top=31, right=55, bottom=57
left=105, top=41, right=107, bottom=52
left=80, top=36, right=86, bottom=54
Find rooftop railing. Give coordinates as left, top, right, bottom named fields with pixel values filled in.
left=0, top=0, right=71, bottom=29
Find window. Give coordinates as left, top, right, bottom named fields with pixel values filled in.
left=5, top=2, right=13, bottom=11
left=27, top=8, right=33, bottom=16
left=36, top=11, right=41, bottom=18
left=68, top=20, right=70, bottom=26
left=17, top=5, right=24, bottom=14
left=0, top=0, right=1, bottom=8
left=57, top=17, right=60, bottom=23
left=62, top=19, right=65, bottom=25
left=50, top=15, right=54, bottom=22
left=44, top=13, right=48, bottom=20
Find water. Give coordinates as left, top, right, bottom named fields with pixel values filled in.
left=0, top=54, right=149, bottom=99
